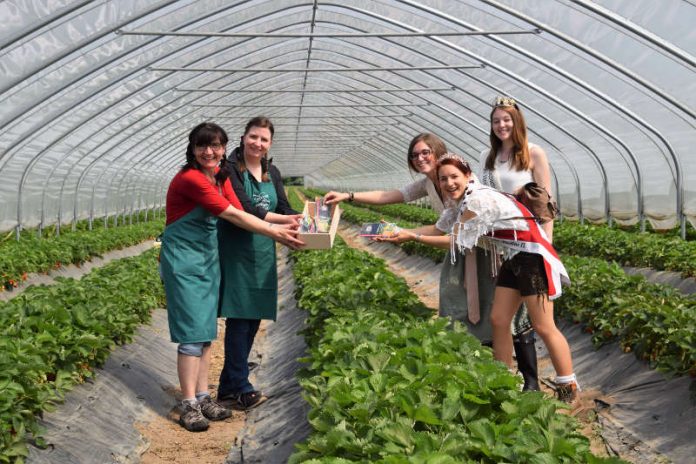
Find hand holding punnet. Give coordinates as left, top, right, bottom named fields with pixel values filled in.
left=281, top=213, right=303, bottom=227
left=270, top=223, right=304, bottom=249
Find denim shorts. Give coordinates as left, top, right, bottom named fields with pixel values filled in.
left=496, top=252, right=549, bottom=297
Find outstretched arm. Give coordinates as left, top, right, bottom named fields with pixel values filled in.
left=375, top=224, right=451, bottom=249
left=324, top=189, right=405, bottom=205
left=218, top=206, right=303, bottom=249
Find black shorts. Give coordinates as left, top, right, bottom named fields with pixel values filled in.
left=496, top=252, right=549, bottom=297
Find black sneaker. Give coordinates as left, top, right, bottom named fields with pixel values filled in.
left=179, top=401, right=209, bottom=432
left=232, top=390, right=268, bottom=411
left=199, top=395, right=232, bottom=421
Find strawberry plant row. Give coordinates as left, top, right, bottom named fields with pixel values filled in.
left=0, top=209, right=164, bottom=247
left=556, top=256, right=696, bottom=377
left=553, top=223, right=696, bottom=278
left=289, top=236, right=617, bottom=462
left=0, top=218, right=164, bottom=292
left=295, top=188, right=696, bottom=383
left=0, top=249, right=164, bottom=462
left=302, top=188, right=696, bottom=277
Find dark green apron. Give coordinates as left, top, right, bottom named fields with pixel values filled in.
left=160, top=205, right=220, bottom=343
left=218, top=171, right=278, bottom=320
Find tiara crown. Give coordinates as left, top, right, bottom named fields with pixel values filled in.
left=494, top=96, right=517, bottom=108
left=438, top=152, right=467, bottom=164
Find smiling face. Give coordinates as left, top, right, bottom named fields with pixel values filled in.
left=491, top=108, right=515, bottom=144
left=438, top=163, right=471, bottom=202
left=409, top=141, right=437, bottom=174
left=242, top=126, right=273, bottom=160
left=193, top=137, right=225, bottom=172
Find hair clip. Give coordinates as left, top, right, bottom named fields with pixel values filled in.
left=494, top=96, right=517, bottom=108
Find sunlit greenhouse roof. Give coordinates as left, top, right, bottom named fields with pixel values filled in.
left=1, top=0, right=694, bottom=234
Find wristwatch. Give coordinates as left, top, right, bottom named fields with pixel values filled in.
left=348, top=192, right=354, bottom=202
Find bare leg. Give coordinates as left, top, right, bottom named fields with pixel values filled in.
left=177, top=353, right=200, bottom=399
left=490, top=287, right=523, bottom=367
left=196, top=344, right=212, bottom=394
left=523, top=296, right=573, bottom=377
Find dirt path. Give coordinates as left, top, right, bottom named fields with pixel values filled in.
left=136, top=319, right=269, bottom=463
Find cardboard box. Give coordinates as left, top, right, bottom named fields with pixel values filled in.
left=298, top=201, right=341, bottom=249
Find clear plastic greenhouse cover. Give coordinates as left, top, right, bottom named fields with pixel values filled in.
left=0, top=0, right=694, bottom=235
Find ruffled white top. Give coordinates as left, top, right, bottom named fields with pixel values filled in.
left=441, top=178, right=529, bottom=260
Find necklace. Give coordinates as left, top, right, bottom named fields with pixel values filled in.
left=497, top=149, right=512, bottom=164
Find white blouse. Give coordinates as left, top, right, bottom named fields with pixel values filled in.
left=398, top=176, right=445, bottom=213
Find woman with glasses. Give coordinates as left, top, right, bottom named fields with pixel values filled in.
left=159, top=122, right=302, bottom=432
left=215, top=116, right=301, bottom=411
left=324, top=133, right=448, bottom=213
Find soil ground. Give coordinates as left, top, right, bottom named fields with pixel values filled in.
left=136, top=321, right=269, bottom=463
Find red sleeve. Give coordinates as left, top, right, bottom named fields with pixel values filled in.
left=221, top=178, right=243, bottom=210
left=166, top=170, right=233, bottom=224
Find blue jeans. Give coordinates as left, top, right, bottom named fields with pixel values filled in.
left=218, top=318, right=260, bottom=399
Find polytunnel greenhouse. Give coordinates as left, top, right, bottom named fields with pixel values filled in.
left=1, top=1, right=694, bottom=463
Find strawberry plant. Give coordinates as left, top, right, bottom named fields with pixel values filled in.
left=0, top=249, right=164, bottom=462
left=556, top=256, right=696, bottom=376
left=288, top=234, right=622, bottom=463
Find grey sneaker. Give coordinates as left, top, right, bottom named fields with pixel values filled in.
left=556, top=381, right=579, bottom=405
left=179, top=400, right=209, bottom=432
left=199, top=395, right=232, bottom=421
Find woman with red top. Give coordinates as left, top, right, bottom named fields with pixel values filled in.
left=159, top=122, right=302, bottom=432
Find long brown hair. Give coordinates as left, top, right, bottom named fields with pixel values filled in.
left=406, top=133, right=448, bottom=172
left=484, top=104, right=530, bottom=172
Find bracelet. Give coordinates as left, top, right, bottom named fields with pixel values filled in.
left=348, top=192, right=355, bottom=202
left=415, top=233, right=422, bottom=242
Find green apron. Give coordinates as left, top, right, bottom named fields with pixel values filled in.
left=439, top=248, right=532, bottom=344
left=160, top=205, right=220, bottom=343
left=218, top=171, right=278, bottom=320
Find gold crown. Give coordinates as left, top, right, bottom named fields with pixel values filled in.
left=494, top=96, right=517, bottom=108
